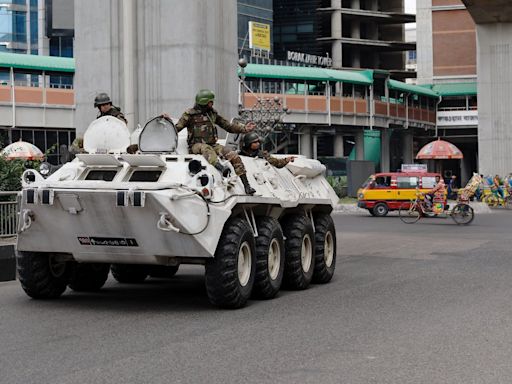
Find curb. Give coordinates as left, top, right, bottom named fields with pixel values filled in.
left=334, top=202, right=493, bottom=215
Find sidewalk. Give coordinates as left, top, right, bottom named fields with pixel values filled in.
left=334, top=201, right=492, bottom=215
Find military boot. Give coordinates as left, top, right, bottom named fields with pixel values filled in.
left=214, top=161, right=231, bottom=177
left=240, top=174, right=256, bottom=195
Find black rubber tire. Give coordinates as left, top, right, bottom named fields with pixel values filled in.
left=368, top=209, right=376, bottom=216
left=372, top=202, right=389, bottom=217
left=147, top=265, right=179, bottom=278
left=281, top=214, right=315, bottom=290
left=252, top=216, right=285, bottom=299
left=451, top=203, right=475, bottom=225
left=68, top=263, right=110, bottom=292
left=16, top=251, right=73, bottom=299
left=313, top=213, right=337, bottom=284
left=110, top=264, right=148, bottom=283
left=205, top=217, right=256, bottom=308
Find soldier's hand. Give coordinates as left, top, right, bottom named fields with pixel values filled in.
left=245, top=122, right=256, bottom=132
left=286, top=156, right=296, bottom=163
left=161, top=113, right=171, bottom=120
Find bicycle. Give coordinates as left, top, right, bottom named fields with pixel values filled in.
left=399, top=190, right=474, bottom=225
left=481, top=188, right=512, bottom=209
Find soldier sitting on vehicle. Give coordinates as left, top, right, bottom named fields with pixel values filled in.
left=70, top=93, right=128, bottom=154
left=162, top=89, right=257, bottom=195
left=239, top=132, right=295, bottom=168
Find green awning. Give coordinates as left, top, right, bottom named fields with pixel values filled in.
left=0, top=52, right=75, bottom=73
left=239, top=64, right=373, bottom=85
left=388, top=79, right=439, bottom=98
left=430, top=82, right=477, bottom=97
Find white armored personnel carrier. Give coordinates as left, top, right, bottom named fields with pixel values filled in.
left=16, top=116, right=338, bottom=308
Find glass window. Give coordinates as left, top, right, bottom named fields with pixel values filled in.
left=397, top=176, right=418, bottom=189
left=85, top=170, right=117, bottom=181
left=129, top=171, right=162, bottom=182
left=421, top=176, right=437, bottom=189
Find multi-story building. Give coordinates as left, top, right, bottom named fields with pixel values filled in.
left=272, top=0, right=414, bottom=75
left=416, top=0, right=478, bottom=182
left=0, top=0, right=73, bottom=57
left=237, top=0, right=273, bottom=59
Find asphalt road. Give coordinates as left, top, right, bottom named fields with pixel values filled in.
left=1, top=210, right=512, bottom=384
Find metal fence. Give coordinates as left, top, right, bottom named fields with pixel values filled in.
left=0, top=192, right=19, bottom=238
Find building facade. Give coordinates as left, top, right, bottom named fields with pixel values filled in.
left=416, top=0, right=478, bottom=182
left=237, top=0, right=273, bottom=58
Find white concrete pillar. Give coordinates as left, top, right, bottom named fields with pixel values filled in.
left=355, top=130, right=365, bottom=160
left=334, top=134, right=344, bottom=157
left=299, top=127, right=313, bottom=158
left=476, top=23, right=512, bottom=176
left=380, top=129, right=390, bottom=172
left=75, top=0, right=239, bottom=136
left=331, top=0, right=343, bottom=69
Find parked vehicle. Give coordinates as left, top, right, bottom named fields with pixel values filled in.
left=357, top=171, right=445, bottom=217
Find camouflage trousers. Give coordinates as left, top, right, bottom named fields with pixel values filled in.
left=190, top=143, right=246, bottom=176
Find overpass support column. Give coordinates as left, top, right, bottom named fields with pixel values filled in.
left=402, top=130, right=414, bottom=164
left=355, top=129, right=365, bottom=161
left=299, top=126, right=313, bottom=158
left=380, top=128, right=390, bottom=172
left=334, top=133, right=344, bottom=157
left=476, top=23, right=512, bottom=176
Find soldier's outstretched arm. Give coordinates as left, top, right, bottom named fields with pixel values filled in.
left=215, top=114, right=248, bottom=134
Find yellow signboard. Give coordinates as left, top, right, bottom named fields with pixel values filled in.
left=249, top=21, right=271, bottom=51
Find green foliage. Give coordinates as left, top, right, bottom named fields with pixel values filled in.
left=326, top=175, right=347, bottom=198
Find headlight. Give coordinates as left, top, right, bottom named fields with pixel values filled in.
left=39, top=162, right=51, bottom=176
left=358, top=193, right=364, bottom=199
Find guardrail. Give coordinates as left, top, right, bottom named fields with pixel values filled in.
left=0, top=191, right=19, bottom=238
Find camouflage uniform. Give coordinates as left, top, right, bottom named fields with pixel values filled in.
left=239, top=148, right=291, bottom=169
left=70, top=106, right=127, bottom=154
left=97, top=105, right=127, bottom=124
left=175, top=106, right=249, bottom=176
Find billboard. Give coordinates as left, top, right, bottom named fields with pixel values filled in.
left=249, top=21, right=271, bottom=51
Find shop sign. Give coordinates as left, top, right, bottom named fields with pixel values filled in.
left=287, top=50, right=333, bottom=67
left=437, top=110, right=478, bottom=127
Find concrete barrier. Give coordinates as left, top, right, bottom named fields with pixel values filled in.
left=0, top=244, right=16, bottom=281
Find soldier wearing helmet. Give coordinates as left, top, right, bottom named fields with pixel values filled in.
left=70, top=93, right=127, bottom=154
left=162, top=89, right=257, bottom=195
left=93, top=92, right=127, bottom=124
left=239, top=132, right=295, bottom=168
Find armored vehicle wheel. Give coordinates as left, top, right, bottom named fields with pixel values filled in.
left=281, top=214, right=315, bottom=290
left=252, top=216, right=285, bottom=299
left=312, top=213, right=336, bottom=284
left=205, top=217, right=256, bottom=308
left=17, top=251, right=73, bottom=299
left=147, top=265, right=179, bottom=278
left=68, top=263, right=110, bottom=292
left=111, top=264, right=148, bottom=283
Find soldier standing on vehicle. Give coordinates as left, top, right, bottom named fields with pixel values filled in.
left=239, top=132, right=295, bottom=168
left=163, top=89, right=257, bottom=195
left=70, top=93, right=128, bottom=154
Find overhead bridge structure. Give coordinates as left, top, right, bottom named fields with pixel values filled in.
left=0, top=52, right=444, bottom=171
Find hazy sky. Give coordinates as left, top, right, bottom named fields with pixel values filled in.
left=405, top=0, right=416, bottom=13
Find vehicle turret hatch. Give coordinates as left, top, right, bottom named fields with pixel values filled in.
left=138, top=116, right=178, bottom=154
left=83, top=116, right=131, bottom=154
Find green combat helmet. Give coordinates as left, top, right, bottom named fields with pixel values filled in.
left=195, top=89, right=215, bottom=106
left=242, top=132, right=260, bottom=149
left=94, top=92, right=112, bottom=107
